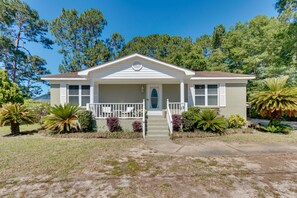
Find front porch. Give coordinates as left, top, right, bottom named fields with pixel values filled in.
left=87, top=82, right=188, bottom=116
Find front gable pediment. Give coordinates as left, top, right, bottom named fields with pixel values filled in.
left=78, top=54, right=195, bottom=80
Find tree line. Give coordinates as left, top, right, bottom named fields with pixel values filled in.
left=0, top=0, right=296, bottom=97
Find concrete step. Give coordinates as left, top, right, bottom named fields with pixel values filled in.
left=146, top=133, right=169, bottom=137
left=147, top=125, right=168, bottom=129
left=145, top=136, right=170, bottom=140
left=147, top=129, right=169, bottom=133
left=147, top=117, right=166, bottom=121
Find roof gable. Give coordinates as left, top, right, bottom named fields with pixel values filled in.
left=78, top=53, right=195, bottom=76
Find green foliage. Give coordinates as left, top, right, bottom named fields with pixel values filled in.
left=228, top=114, right=246, bottom=128
left=250, top=76, right=297, bottom=123
left=120, top=34, right=208, bottom=71
left=43, top=104, right=79, bottom=133
left=0, top=70, right=23, bottom=106
left=0, top=0, right=52, bottom=96
left=182, top=111, right=195, bottom=132
left=187, top=106, right=201, bottom=114
left=77, top=110, right=93, bottom=132
left=195, top=109, right=228, bottom=134
left=0, top=103, right=35, bottom=134
left=275, top=0, right=297, bottom=22
left=24, top=99, right=50, bottom=124
left=182, top=107, right=201, bottom=132
left=51, top=8, right=124, bottom=73
left=259, top=123, right=292, bottom=134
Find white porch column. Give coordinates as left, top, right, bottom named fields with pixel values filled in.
left=180, top=80, right=185, bottom=103
left=90, top=79, right=94, bottom=104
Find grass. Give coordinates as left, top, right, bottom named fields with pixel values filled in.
left=0, top=133, right=297, bottom=196
left=0, top=136, right=139, bottom=181
left=0, top=123, right=41, bottom=136
left=46, top=131, right=142, bottom=139
left=174, top=130, right=297, bottom=145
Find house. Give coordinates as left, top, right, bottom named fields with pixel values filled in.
left=41, top=53, right=254, bottom=137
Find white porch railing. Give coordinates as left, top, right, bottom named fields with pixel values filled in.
left=168, top=101, right=188, bottom=115
left=166, top=99, right=173, bottom=135
left=87, top=100, right=146, bottom=139
left=166, top=99, right=188, bottom=135
left=87, top=102, right=145, bottom=118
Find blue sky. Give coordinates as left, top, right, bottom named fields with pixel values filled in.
left=23, top=0, right=277, bottom=95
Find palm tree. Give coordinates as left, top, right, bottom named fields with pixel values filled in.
left=0, top=103, right=36, bottom=135
left=250, top=76, right=297, bottom=124
left=43, top=104, right=79, bottom=133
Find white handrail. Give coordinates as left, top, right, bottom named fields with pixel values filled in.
left=142, top=99, right=146, bottom=139
left=166, top=99, right=173, bottom=135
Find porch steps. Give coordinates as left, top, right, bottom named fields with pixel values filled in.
left=146, top=115, right=169, bottom=139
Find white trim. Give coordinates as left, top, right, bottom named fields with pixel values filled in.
left=78, top=53, right=195, bottom=76
left=41, top=78, right=87, bottom=81
left=191, top=76, right=255, bottom=80
left=219, top=83, right=226, bottom=107
left=194, top=84, right=219, bottom=107
left=90, top=79, right=94, bottom=104
left=180, top=80, right=185, bottom=104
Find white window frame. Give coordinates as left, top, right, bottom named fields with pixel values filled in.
left=194, top=84, right=219, bottom=107
left=67, top=85, right=90, bottom=107
left=81, top=85, right=91, bottom=107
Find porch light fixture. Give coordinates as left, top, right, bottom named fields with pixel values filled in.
left=141, top=85, right=145, bottom=93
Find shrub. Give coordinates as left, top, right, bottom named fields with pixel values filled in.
left=43, top=104, right=79, bottom=133
left=182, top=111, right=195, bottom=132
left=258, top=123, right=292, bottom=134
left=182, top=107, right=201, bottom=132
left=106, top=117, right=121, bottom=132
left=0, top=70, right=24, bottom=106
left=0, top=103, right=35, bottom=134
left=78, top=110, right=93, bottom=132
left=132, top=120, right=142, bottom=132
left=24, top=99, right=50, bottom=123
left=187, top=106, right=200, bottom=114
left=172, top=114, right=182, bottom=132
left=195, top=109, right=227, bottom=134
left=228, top=114, right=246, bottom=128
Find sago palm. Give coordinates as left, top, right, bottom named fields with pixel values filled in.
left=0, top=103, right=36, bottom=135
left=195, top=109, right=227, bottom=134
left=43, top=104, right=79, bottom=133
left=250, top=76, right=297, bottom=124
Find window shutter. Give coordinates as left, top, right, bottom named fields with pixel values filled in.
left=60, top=83, right=67, bottom=105
left=219, top=83, right=226, bottom=107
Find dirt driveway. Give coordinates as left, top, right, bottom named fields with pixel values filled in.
left=1, top=132, right=297, bottom=197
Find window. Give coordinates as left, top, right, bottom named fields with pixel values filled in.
left=195, top=84, right=218, bottom=106
left=81, top=85, right=90, bottom=106
left=68, top=85, right=90, bottom=106
left=69, top=85, right=79, bottom=105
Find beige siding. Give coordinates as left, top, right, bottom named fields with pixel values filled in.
left=219, top=83, right=246, bottom=118
left=99, top=84, right=146, bottom=103
left=50, top=84, right=60, bottom=106
left=162, top=84, right=188, bottom=107
left=96, top=118, right=141, bottom=132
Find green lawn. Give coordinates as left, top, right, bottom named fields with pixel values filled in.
left=174, top=130, right=297, bottom=145
left=0, top=123, right=41, bottom=136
